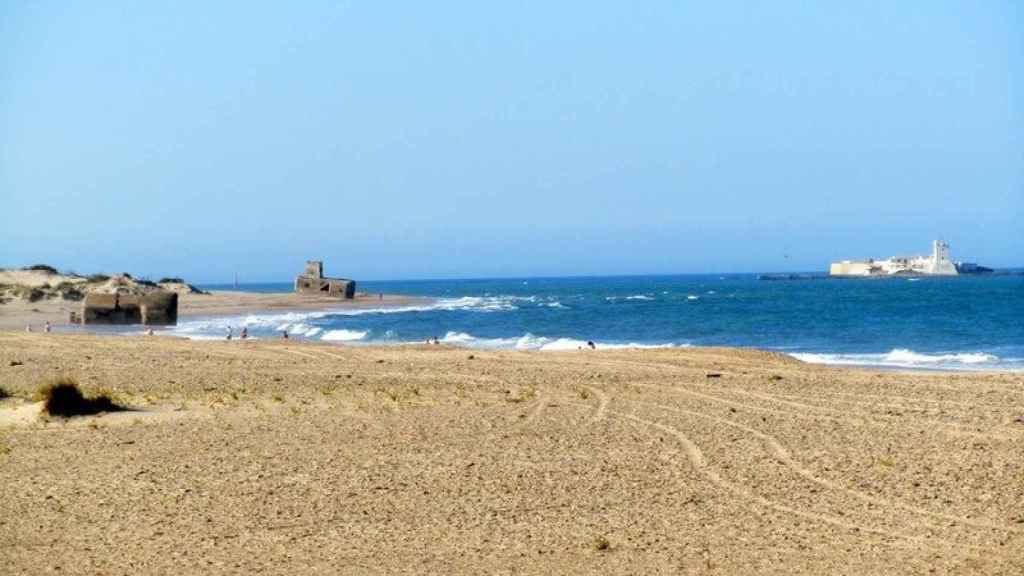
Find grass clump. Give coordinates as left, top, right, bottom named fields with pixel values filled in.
left=593, top=536, right=611, bottom=551
left=0, top=385, right=8, bottom=399
left=158, top=277, right=184, bottom=284
left=86, top=274, right=110, bottom=283
left=10, top=286, right=47, bottom=302
left=23, top=264, right=58, bottom=274
left=36, top=377, right=126, bottom=417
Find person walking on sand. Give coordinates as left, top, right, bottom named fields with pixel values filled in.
left=44, top=321, right=51, bottom=333
left=25, top=324, right=32, bottom=332
left=241, top=327, right=248, bottom=340
left=226, top=326, right=233, bottom=341
left=282, top=330, right=289, bottom=339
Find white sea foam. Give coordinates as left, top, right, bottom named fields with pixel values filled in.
left=440, top=331, right=681, bottom=351
left=687, top=295, right=699, bottom=300
left=173, top=311, right=331, bottom=336
left=164, top=296, right=527, bottom=340
left=440, top=331, right=477, bottom=344
left=626, top=295, right=655, bottom=301
left=286, top=323, right=318, bottom=336
left=329, top=296, right=520, bottom=316
left=321, top=329, right=369, bottom=341
left=790, top=349, right=1014, bottom=371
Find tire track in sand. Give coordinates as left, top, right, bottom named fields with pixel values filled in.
left=523, top=395, right=551, bottom=425
left=582, top=385, right=610, bottom=425
left=580, top=357, right=1017, bottom=438
left=626, top=397, right=1020, bottom=536
left=595, top=378, right=1021, bottom=534
left=275, top=347, right=326, bottom=361
left=603, top=402, right=982, bottom=556
left=616, top=374, right=1008, bottom=440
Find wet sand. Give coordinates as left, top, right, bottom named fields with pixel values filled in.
left=0, top=291, right=427, bottom=331
left=1, top=333, right=1022, bottom=574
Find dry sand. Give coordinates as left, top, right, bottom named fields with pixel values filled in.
left=1, top=333, right=1022, bottom=574
left=0, top=291, right=426, bottom=331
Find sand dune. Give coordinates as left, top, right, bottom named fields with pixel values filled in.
left=1, top=333, right=1022, bottom=574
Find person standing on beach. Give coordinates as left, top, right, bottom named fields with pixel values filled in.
left=44, top=321, right=51, bottom=333
left=226, top=326, right=233, bottom=341
left=241, top=327, right=248, bottom=340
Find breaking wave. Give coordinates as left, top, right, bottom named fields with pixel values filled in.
left=790, top=349, right=1020, bottom=371
left=607, top=294, right=655, bottom=302
left=321, top=329, right=369, bottom=342
left=439, top=331, right=682, bottom=351
left=164, top=296, right=528, bottom=340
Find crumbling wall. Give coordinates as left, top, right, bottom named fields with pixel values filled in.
left=294, top=277, right=356, bottom=298
left=304, top=261, right=324, bottom=278
left=81, top=292, right=178, bottom=325
left=294, top=260, right=355, bottom=299
left=139, top=292, right=178, bottom=325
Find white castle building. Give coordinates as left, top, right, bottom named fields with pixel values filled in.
left=830, top=240, right=959, bottom=277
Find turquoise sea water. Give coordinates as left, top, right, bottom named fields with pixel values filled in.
left=170, top=274, right=1024, bottom=371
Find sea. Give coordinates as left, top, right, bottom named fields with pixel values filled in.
left=151, top=273, right=1024, bottom=372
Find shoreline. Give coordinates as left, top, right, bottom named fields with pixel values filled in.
left=0, top=290, right=431, bottom=332
left=2, top=290, right=1017, bottom=373
left=176, top=290, right=432, bottom=318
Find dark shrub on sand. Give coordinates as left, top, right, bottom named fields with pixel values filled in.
left=158, top=277, right=184, bottom=284
left=23, top=287, right=46, bottom=302
left=23, top=264, right=58, bottom=274
left=37, top=377, right=125, bottom=417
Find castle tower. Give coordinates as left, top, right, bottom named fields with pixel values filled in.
left=928, top=240, right=957, bottom=275
left=304, top=260, right=324, bottom=279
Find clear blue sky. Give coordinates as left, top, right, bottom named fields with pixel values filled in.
left=1, top=2, right=1020, bottom=282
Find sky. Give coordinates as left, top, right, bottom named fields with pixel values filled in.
left=1, top=1, right=1020, bottom=282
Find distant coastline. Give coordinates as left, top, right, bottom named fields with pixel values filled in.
left=0, top=269, right=425, bottom=332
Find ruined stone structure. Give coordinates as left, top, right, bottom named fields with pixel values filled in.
left=79, top=292, right=179, bottom=325
left=295, top=261, right=356, bottom=298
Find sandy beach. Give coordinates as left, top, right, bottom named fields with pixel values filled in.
left=1, top=333, right=1022, bottom=574
left=0, top=290, right=427, bottom=332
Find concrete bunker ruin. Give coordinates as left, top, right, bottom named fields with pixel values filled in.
left=295, top=261, right=356, bottom=299
left=79, top=292, right=179, bottom=326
